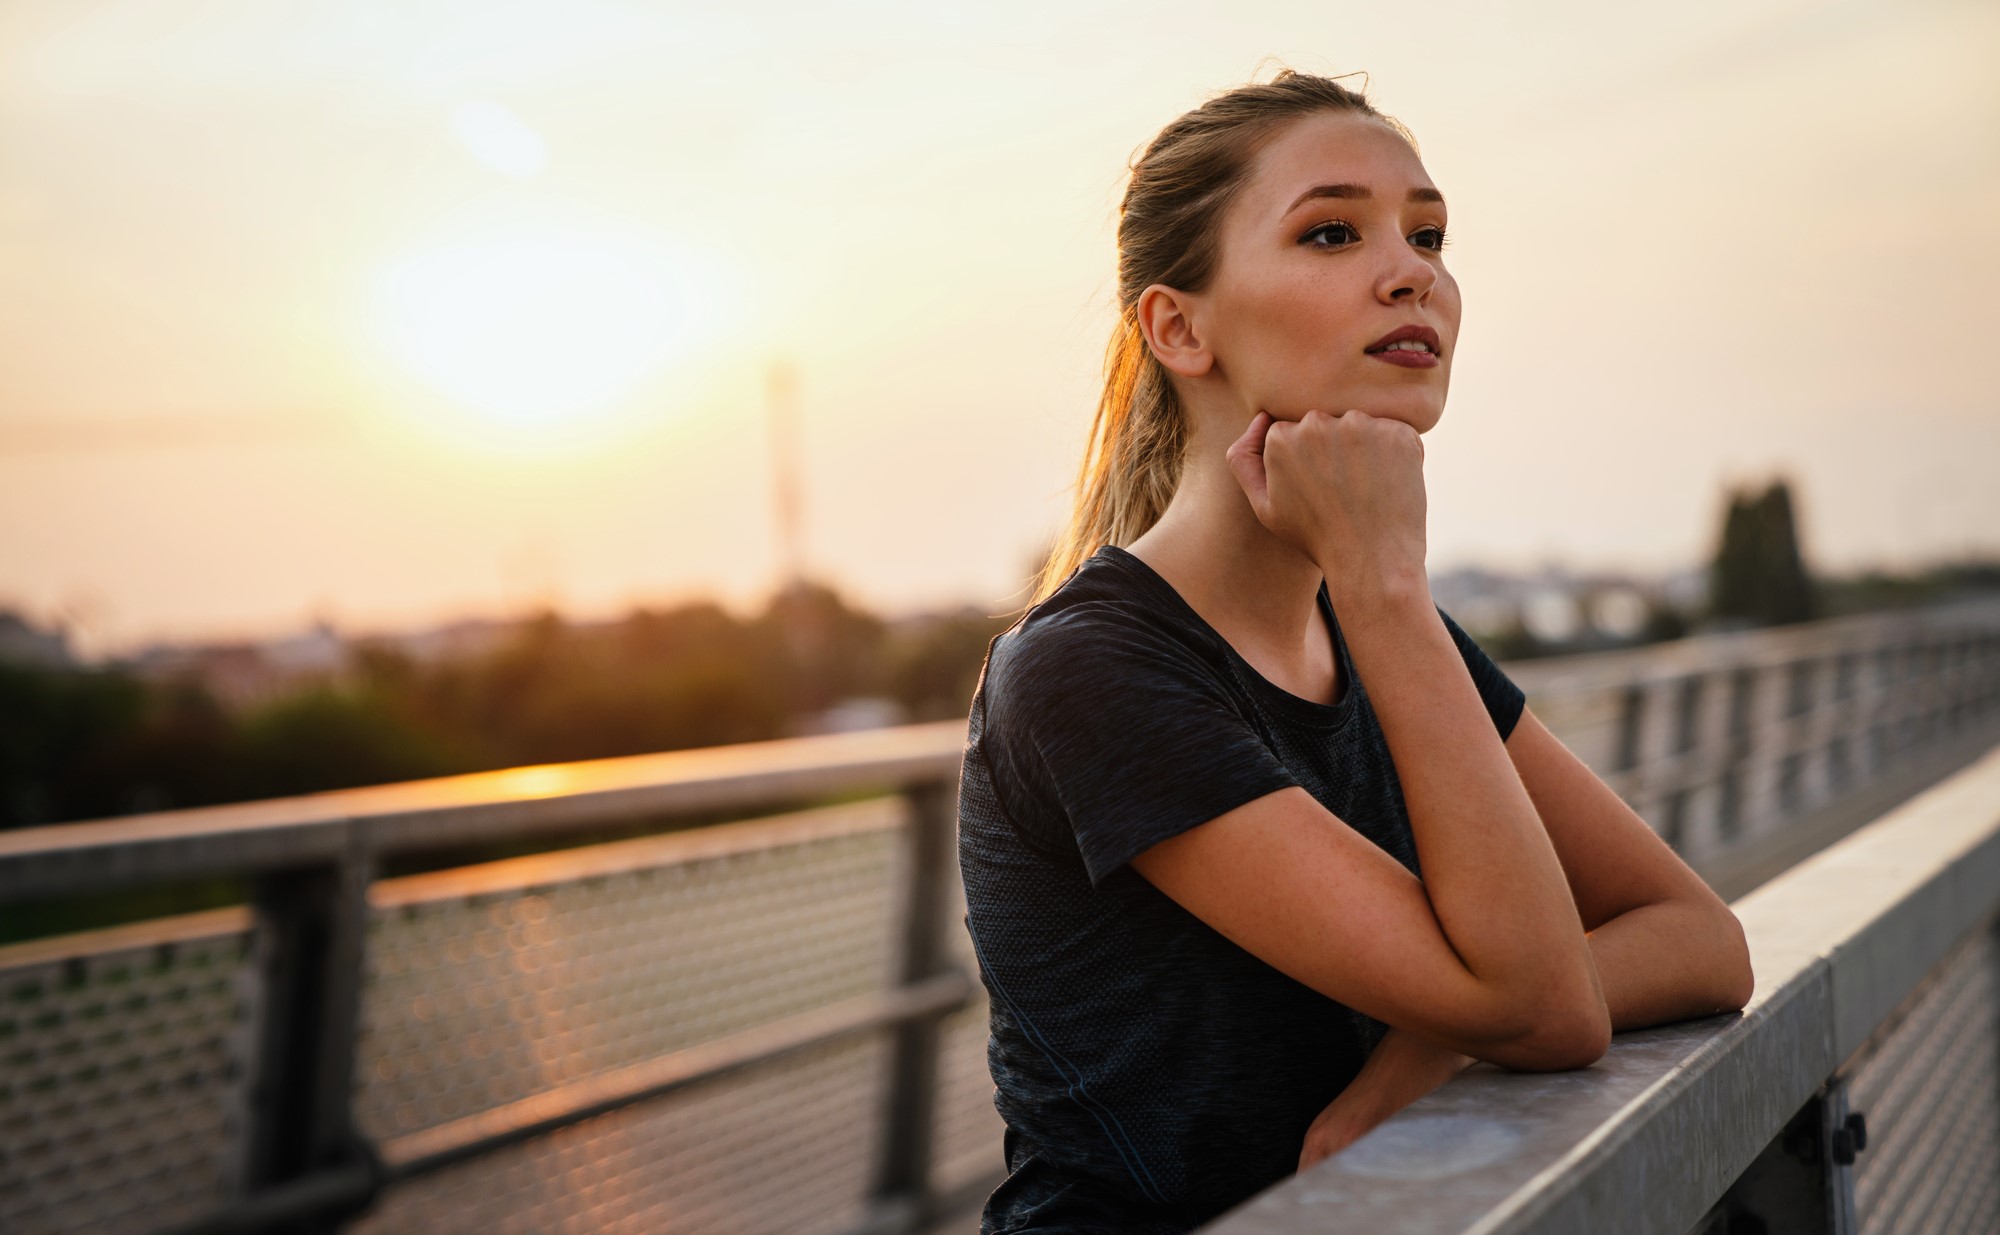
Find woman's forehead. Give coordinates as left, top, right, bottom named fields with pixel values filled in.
left=1244, top=113, right=1439, bottom=218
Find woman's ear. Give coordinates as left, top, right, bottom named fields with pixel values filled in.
left=1135, top=283, right=1214, bottom=379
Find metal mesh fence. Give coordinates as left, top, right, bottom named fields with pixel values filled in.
left=931, top=998, right=1003, bottom=1200
left=355, top=802, right=906, bottom=1143
left=0, top=797, right=1007, bottom=1235
left=1844, top=915, right=2000, bottom=1235
left=349, top=1032, right=893, bottom=1235
left=0, top=911, right=258, bottom=1235
left=932, top=851, right=1004, bottom=1200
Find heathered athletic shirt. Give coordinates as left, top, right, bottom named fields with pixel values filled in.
left=956, top=544, right=1526, bottom=1234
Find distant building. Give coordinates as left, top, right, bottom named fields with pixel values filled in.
left=1430, top=562, right=1704, bottom=654
left=125, top=620, right=350, bottom=711
left=128, top=642, right=294, bottom=710
left=368, top=616, right=520, bottom=665
left=795, top=696, right=907, bottom=736
left=0, top=611, right=73, bottom=668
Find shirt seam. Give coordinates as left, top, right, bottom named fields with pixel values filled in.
left=964, top=915, right=1177, bottom=1211
left=974, top=687, right=1082, bottom=868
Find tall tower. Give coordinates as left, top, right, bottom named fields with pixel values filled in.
left=766, top=360, right=806, bottom=594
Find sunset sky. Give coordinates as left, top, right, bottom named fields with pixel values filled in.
left=3, top=0, right=1996, bottom=658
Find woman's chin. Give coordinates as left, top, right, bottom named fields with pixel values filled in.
left=1358, top=400, right=1445, bottom=435
left=1377, top=389, right=1447, bottom=434
left=1258, top=386, right=1445, bottom=431
left=1326, top=380, right=1446, bottom=429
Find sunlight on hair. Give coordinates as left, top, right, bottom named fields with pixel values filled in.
left=367, top=210, right=738, bottom=436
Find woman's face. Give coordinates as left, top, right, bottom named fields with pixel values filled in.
left=1195, top=110, right=1460, bottom=434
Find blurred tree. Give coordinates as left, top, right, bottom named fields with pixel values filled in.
left=1708, top=478, right=1817, bottom=628
left=761, top=579, right=888, bottom=716
left=885, top=609, right=1012, bottom=720
left=1638, top=598, right=1691, bottom=644
left=0, top=662, right=144, bottom=825
left=2, top=586, right=1024, bottom=828
left=232, top=686, right=460, bottom=800
left=0, top=664, right=239, bottom=824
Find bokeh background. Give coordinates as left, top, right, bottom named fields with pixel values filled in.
left=4, top=0, right=1997, bottom=824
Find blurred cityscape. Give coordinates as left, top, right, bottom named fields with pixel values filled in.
left=6, top=474, right=1997, bottom=832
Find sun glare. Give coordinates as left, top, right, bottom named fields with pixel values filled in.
left=369, top=215, right=733, bottom=432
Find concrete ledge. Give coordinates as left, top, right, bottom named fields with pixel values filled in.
left=1202, top=740, right=2000, bottom=1235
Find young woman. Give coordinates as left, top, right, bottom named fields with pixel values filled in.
left=954, top=70, right=1755, bottom=1234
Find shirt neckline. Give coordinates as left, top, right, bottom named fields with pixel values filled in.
left=1092, top=544, right=1360, bottom=731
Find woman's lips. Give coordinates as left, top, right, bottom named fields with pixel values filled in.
left=1367, top=348, right=1439, bottom=369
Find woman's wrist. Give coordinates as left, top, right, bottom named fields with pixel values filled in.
left=1300, top=1028, right=1477, bottom=1169
left=1324, top=563, right=1432, bottom=624
left=1345, top=1027, right=1476, bottom=1121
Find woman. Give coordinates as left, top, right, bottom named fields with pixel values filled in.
left=955, top=70, right=1754, bottom=1234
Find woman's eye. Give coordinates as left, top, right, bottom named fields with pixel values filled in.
left=1301, top=221, right=1358, bottom=248
left=1411, top=226, right=1451, bottom=251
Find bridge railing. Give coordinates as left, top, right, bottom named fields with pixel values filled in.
left=1, top=597, right=1997, bottom=1235
left=0, top=725, right=983, bottom=1235
left=1504, top=596, right=2000, bottom=895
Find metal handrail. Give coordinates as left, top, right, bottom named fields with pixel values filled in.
left=1502, top=595, right=2000, bottom=696
left=0, top=719, right=969, bottom=905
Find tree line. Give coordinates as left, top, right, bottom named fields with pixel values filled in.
left=1, top=582, right=1008, bottom=829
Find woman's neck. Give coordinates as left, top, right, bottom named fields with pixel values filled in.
left=1123, top=437, right=1336, bottom=695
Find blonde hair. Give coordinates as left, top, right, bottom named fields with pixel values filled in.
left=1031, top=69, right=1409, bottom=605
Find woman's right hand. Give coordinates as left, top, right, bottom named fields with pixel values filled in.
left=1297, top=1028, right=1477, bottom=1172
left=1225, top=408, right=1430, bottom=606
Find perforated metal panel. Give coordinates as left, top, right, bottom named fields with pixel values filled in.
left=349, top=1032, right=893, bottom=1235
left=354, top=804, right=905, bottom=1143
left=931, top=848, right=1003, bottom=1200
left=1843, top=915, right=2000, bottom=1234
left=931, top=997, right=1003, bottom=1198
left=0, top=911, right=258, bottom=1235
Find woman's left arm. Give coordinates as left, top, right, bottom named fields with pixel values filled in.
left=1510, top=704, right=1755, bottom=1022
left=1299, top=706, right=1755, bottom=1170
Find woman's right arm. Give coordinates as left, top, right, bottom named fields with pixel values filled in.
left=1127, top=409, right=1609, bottom=1071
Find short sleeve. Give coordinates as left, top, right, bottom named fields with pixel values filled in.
left=1434, top=605, right=1527, bottom=741
left=984, top=606, right=1300, bottom=890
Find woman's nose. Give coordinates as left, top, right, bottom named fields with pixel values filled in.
left=1377, top=246, right=1437, bottom=304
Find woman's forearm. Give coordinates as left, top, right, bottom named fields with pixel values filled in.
left=1337, top=585, right=1607, bottom=1057
left=1246, top=412, right=1604, bottom=1064
left=1306, top=895, right=1748, bottom=1165
left=1588, top=898, right=1753, bottom=1030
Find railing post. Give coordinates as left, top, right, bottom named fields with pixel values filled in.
left=867, top=778, right=960, bottom=1232
left=242, top=823, right=384, bottom=1233
left=1706, top=1080, right=1859, bottom=1235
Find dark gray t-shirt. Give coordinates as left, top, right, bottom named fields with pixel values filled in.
left=957, top=545, right=1525, bottom=1234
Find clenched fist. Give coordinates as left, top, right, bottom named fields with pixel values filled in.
left=1225, top=409, right=1430, bottom=609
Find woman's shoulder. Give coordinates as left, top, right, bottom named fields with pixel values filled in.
left=988, top=550, right=1225, bottom=694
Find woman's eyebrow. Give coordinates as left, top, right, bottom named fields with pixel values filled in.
left=1282, top=183, right=1447, bottom=216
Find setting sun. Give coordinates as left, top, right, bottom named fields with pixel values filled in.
left=368, top=214, right=732, bottom=430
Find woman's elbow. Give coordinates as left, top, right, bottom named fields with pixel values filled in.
left=1712, top=904, right=1756, bottom=1012
left=1518, top=1004, right=1612, bottom=1071
left=1478, top=992, right=1611, bottom=1072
